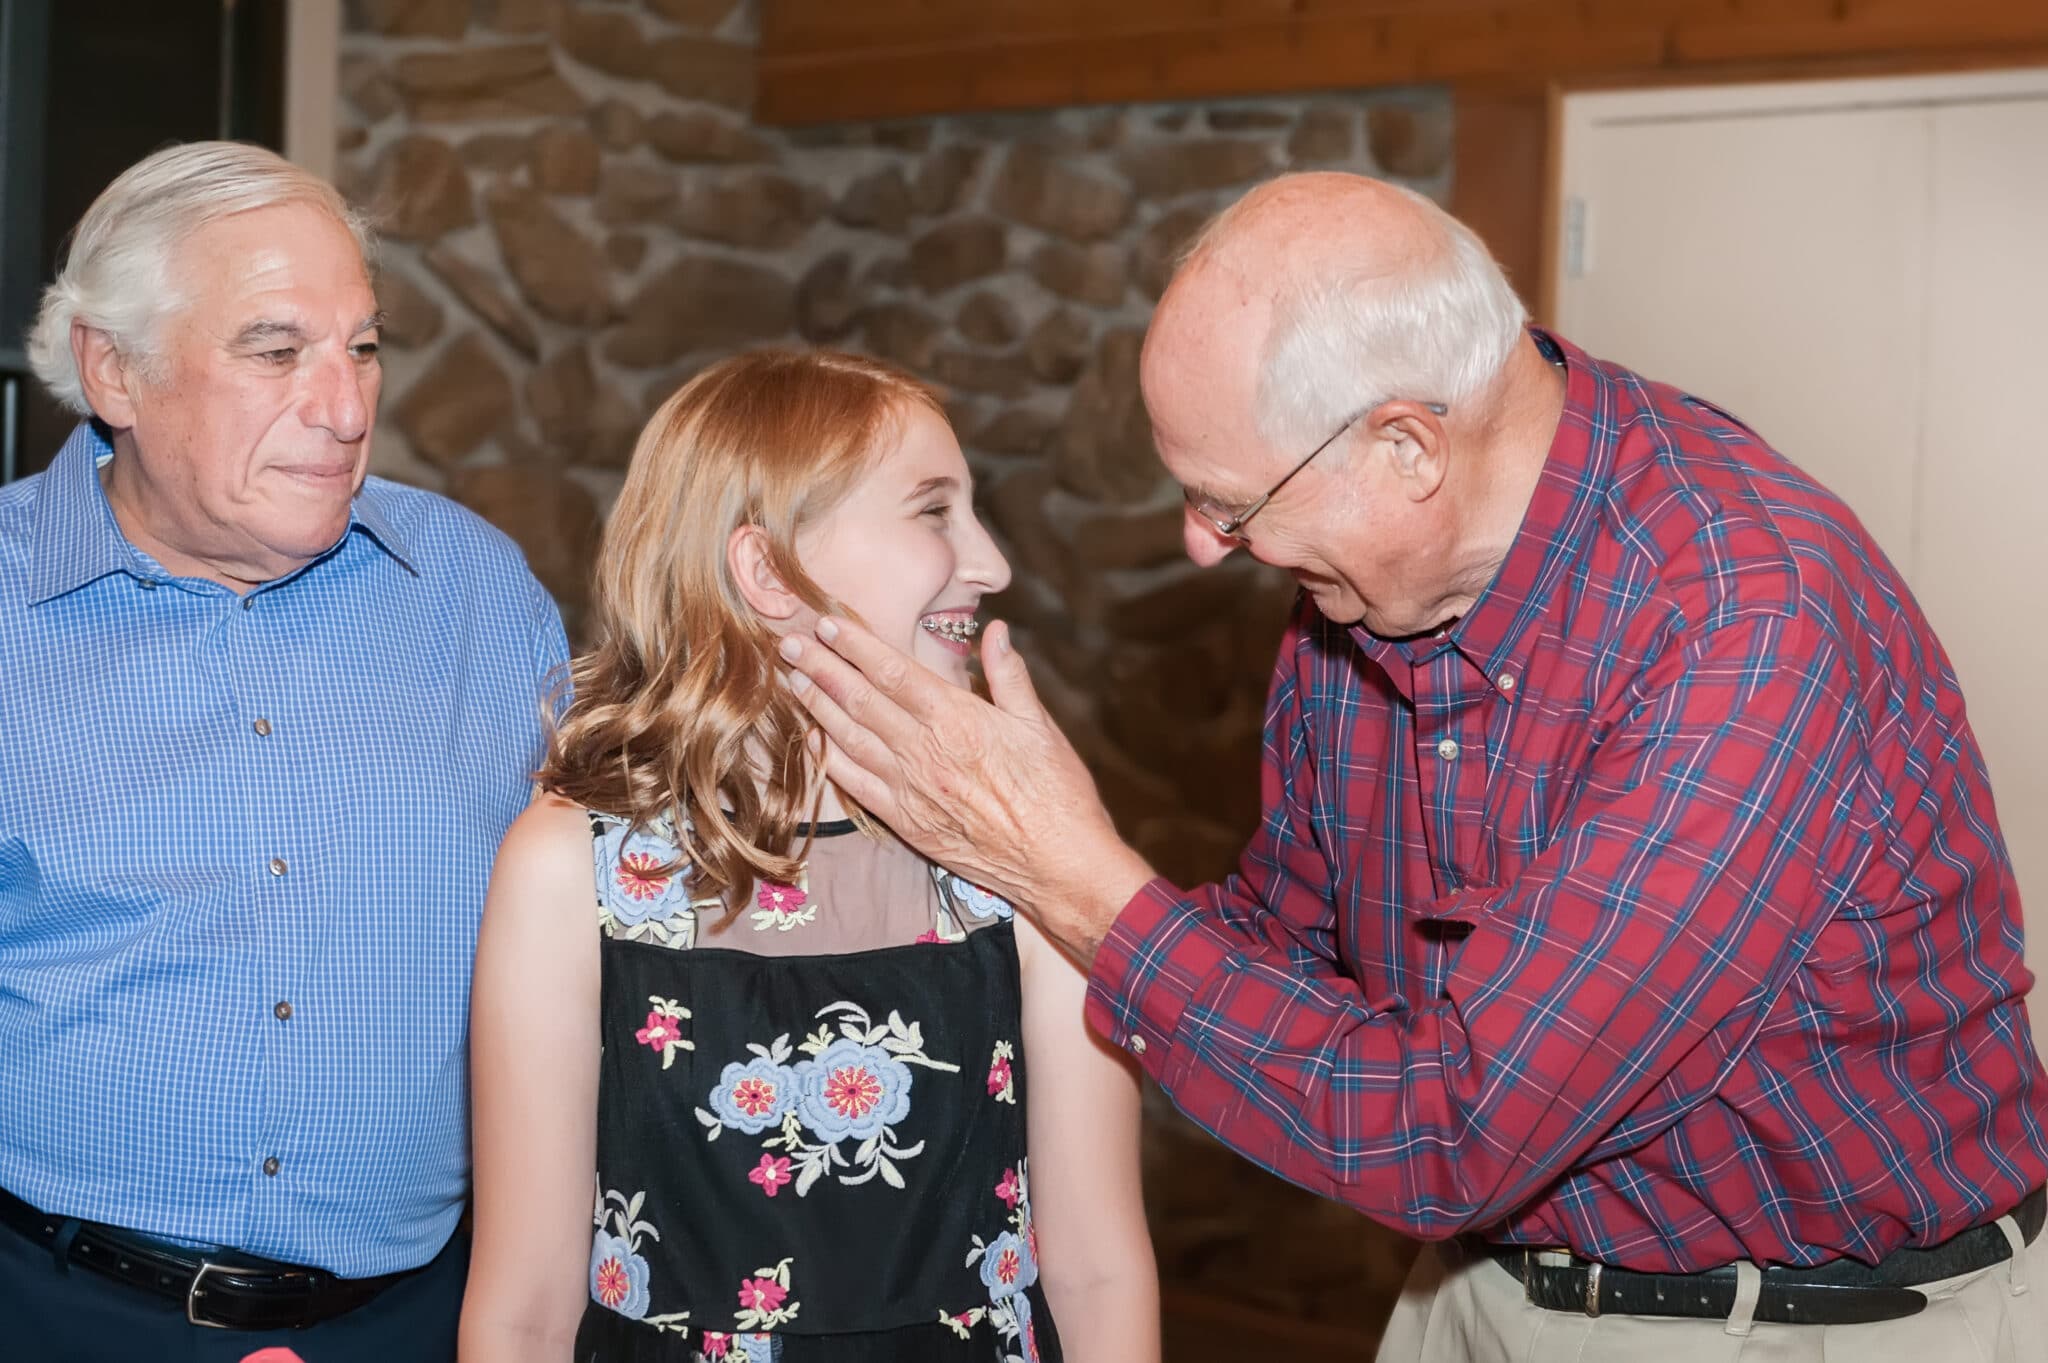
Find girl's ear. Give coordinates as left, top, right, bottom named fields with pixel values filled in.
left=728, top=524, right=804, bottom=622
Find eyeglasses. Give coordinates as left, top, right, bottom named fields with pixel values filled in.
left=1186, top=400, right=1449, bottom=539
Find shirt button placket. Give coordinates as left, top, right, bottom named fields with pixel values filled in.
left=239, top=589, right=293, bottom=1216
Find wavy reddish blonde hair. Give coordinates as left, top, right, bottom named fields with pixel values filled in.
left=540, top=348, right=941, bottom=911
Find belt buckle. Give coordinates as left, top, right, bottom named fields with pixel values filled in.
left=1521, top=1248, right=1602, bottom=1318
left=186, top=1260, right=232, bottom=1329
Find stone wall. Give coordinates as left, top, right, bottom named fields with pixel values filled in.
left=339, top=1, right=1446, bottom=1350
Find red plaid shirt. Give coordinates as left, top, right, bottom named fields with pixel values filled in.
left=1086, top=330, right=2048, bottom=1271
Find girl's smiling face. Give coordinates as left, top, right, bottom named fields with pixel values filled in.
left=793, top=403, right=1012, bottom=688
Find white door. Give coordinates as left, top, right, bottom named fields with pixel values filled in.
left=1554, top=69, right=2048, bottom=1051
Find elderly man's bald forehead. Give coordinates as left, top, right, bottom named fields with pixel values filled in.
left=1189, top=172, right=1444, bottom=274
left=1141, top=173, right=1466, bottom=448
left=1140, top=251, right=1269, bottom=444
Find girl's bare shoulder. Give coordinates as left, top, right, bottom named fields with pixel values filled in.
left=492, top=792, right=603, bottom=903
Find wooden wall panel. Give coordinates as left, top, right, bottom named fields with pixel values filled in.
left=757, top=0, right=2048, bottom=125
left=1449, top=86, right=1552, bottom=319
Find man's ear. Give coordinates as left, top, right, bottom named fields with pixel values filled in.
left=71, top=320, right=141, bottom=430
left=1372, top=400, right=1448, bottom=502
left=728, top=524, right=804, bottom=622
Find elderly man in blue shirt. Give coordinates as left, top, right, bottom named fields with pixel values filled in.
left=0, top=142, right=566, bottom=1359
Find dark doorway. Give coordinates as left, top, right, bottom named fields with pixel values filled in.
left=0, top=0, right=287, bottom=483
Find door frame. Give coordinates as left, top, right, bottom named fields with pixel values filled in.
left=1540, top=51, right=2048, bottom=323
left=285, top=0, right=342, bottom=180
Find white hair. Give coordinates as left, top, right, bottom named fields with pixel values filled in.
left=25, top=141, right=375, bottom=415
left=1183, top=178, right=1528, bottom=449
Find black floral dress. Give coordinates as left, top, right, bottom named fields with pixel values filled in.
left=575, top=814, right=1062, bottom=1363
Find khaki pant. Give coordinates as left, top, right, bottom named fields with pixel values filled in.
left=1375, top=1224, right=2048, bottom=1363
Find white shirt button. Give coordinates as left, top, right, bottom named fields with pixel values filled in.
left=1498, top=673, right=1516, bottom=693
left=1127, top=1034, right=1147, bottom=1056
left=1437, top=738, right=1460, bottom=761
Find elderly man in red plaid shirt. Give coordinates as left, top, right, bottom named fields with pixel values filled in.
left=779, top=171, right=2048, bottom=1360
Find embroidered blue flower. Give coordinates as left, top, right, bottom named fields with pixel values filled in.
left=979, top=1229, right=1036, bottom=1300
left=942, top=871, right=1013, bottom=922
left=708, top=1057, right=799, bottom=1135
left=589, top=1228, right=652, bottom=1318
left=1017, top=1290, right=1040, bottom=1363
left=793, top=1039, right=913, bottom=1142
left=596, top=821, right=692, bottom=926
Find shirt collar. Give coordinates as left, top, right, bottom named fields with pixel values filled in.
left=348, top=483, right=418, bottom=576
left=28, top=421, right=418, bottom=606
left=1348, top=327, right=1617, bottom=695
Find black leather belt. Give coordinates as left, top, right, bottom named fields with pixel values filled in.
left=1489, top=1185, right=2046, bottom=1326
left=0, top=1186, right=418, bottom=1330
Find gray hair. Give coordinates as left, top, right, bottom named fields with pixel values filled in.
left=25, top=141, right=376, bottom=415
left=1182, top=178, right=1528, bottom=449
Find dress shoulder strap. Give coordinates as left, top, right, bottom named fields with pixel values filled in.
left=927, top=863, right=1015, bottom=941
left=589, top=811, right=707, bottom=950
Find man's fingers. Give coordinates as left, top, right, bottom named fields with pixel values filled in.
left=815, top=737, right=900, bottom=822
left=784, top=646, right=908, bottom=796
left=788, top=672, right=904, bottom=803
left=779, top=630, right=922, bottom=753
left=788, top=674, right=909, bottom=828
left=979, top=621, right=1046, bottom=723
left=813, top=615, right=953, bottom=721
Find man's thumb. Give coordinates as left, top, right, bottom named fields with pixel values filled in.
left=981, top=621, right=1043, bottom=719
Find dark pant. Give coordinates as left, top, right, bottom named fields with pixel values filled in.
left=0, top=1216, right=468, bottom=1363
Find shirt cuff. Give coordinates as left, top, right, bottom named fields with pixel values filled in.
left=1084, top=877, right=1237, bottom=1078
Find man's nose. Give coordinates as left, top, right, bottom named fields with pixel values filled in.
left=303, top=348, right=371, bottom=443
left=1182, top=508, right=1240, bottom=568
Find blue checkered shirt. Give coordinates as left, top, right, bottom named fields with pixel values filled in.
left=0, top=423, right=567, bottom=1275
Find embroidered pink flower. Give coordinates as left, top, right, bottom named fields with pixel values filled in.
left=757, top=881, right=807, bottom=916
left=594, top=1254, right=632, bottom=1308
left=737, top=1275, right=788, bottom=1314
left=635, top=1010, right=683, bottom=1052
left=824, top=1064, right=884, bottom=1120
left=732, top=1075, right=781, bottom=1119
left=748, top=1153, right=794, bottom=1198
left=914, top=928, right=944, bottom=944
left=700, top=1334, right=731, bottom=1359
left=993, top=1245, right=1023, bottom=1288
left=994, top=1167, right=1022, bottom=1209
left=987, top=1054, right=1013, bottom=1099
left=615, top=852, right=671, bottom=901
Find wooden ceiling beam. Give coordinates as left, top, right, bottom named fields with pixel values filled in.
left=756, top=0, right=2048, bottom=125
